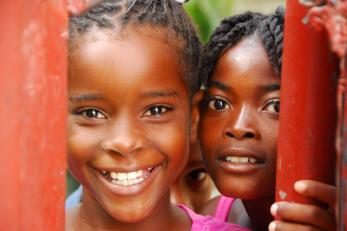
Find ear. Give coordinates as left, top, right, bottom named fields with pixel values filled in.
left=190, top=90, right=203, bottom=143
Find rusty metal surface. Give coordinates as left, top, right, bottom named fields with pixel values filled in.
left=275, top=0, right=337, bottom=206
left=0, top=1, right=67, bottom=230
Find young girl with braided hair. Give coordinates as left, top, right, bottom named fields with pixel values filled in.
left=199, top=7, right=336, bottom=231
left=66, top=0, right=248, bottom=230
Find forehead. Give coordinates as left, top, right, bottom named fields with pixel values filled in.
left=68, top=27, right=189, bottom=99
left=210, top=33, right=278, bottom=88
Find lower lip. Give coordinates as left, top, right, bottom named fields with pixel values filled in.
left=217, top=159, right=264, bottom=174
left=93, top=165, right=162, bottom=197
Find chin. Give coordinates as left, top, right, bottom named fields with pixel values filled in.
left=107, top=203, right=154, bottom=224
left=213, top=174, right=273, bottom=200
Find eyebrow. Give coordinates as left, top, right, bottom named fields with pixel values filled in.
left=207, top=80, right=281, bottom=92
left=69, top=93, right=104, bottom=102
left=140, top=90, right=180, bottom=98
left=261, top=83, right=281, bottom=91
left=207, top=80, right=230, bottom=91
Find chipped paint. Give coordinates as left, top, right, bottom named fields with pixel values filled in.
left=279, top=190, right=287, bottom=200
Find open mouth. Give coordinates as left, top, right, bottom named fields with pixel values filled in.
left=93, top=164, right=162, bottom=196
left=217, top=154, right=265, bottom=174
left=99, top=167, right=156, bottom=187
left=221, top=156, right=264, bottom=164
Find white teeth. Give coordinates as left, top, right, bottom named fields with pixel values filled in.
left=117, top=173, right=127, bottom=180
left=111, top=177, right=145, bottom=186
left=110, top=172, right=117, bottom=179
left=128, top=171, right=137, bottom=180
left=225, top=156, right=258, bottom=164
left=103, top=167, right=154, bottom=186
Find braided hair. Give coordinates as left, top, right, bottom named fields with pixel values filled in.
left=200, top=6, right=285, bottom=86
left=69, top=0, right=202, bottom=94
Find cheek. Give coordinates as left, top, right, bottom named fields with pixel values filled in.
left=145, top=113, right=190, bottom=177
left=67, top=125, right=100, bottom=176
left=200, top=116, right=223, bottom=157
left=262, top=120, right=279, bottom=156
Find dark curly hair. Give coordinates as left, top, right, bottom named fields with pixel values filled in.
left=69, top=0, right=202, bottom=95
left=200, top=6, right=285, bottom=86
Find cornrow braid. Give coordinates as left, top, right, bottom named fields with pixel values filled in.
left=200, top=6, right=285, bottom=86
left=69, top=0, right=202, bottom=95
left=260, top=6, right=284, bottom=75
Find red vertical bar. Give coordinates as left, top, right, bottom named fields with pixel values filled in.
left=340, top=58, right=347, bottom=230
left=0, top=1, right=67, bottom=230
left=276, top=0, right=337, bottom=204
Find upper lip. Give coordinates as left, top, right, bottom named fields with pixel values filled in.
left=217, top=147, right=265, bottom=163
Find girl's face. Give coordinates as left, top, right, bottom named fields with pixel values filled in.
left=200, top=34, right=280, bottom=200
left=68, top=28, right=191, bottom=222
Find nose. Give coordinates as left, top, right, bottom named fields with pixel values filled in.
left=101, top=115, right=145, bottom=156
left=224, top=106, right=259, bottom=140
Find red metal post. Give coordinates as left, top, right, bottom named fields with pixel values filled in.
left=276, top=0, right=338, bottom=204
left=294, top=1, right=347, bottom=228
left=0, top=1, right=67, bottom=230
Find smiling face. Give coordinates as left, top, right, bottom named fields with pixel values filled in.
left=68, top=28, right=191, bottom=223
left=200, top=34, right=280, bottom=200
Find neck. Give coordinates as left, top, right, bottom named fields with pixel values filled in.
left=242, top=195, right=275, bottom=231
left=70, top=191, right=190, bottom=231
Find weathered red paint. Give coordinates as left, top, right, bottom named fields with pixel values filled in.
left=276, top=0, right=337, bottom=206
left=0, top=1, right=67, bottom=230
left=295, top=1, right=347, bottom=228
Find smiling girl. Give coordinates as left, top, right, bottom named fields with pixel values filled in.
left=66, top=0, right=247, bottom=230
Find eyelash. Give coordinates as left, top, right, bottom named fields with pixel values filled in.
left=206, top=96, right=231, bottom=111
left=142, top=105, right=173, bottom=117
left=75, top=108, right=107, bottom=120
left=262, top=98, right=280, bottom=114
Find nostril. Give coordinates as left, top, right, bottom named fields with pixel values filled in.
left=244, top=132, right=255, bottom=138
left=224, top=131, right=255, bottom=139
left=225, top=131, right=235, bottom=138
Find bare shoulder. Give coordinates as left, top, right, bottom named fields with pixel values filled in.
left=199, top=195, right=221, bottom=216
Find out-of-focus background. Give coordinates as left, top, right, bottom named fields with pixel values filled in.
left=67, top=0, right=286, bottom=196
left=184, top=0, right=285, bottom=42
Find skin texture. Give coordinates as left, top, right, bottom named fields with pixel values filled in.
left=170, top=140, right=216, bottom=213
left=200, top=33, right=279, bottom=230
left=67, top=27, right=200, bottom=231
left=200, top=33, right=336, bottom=231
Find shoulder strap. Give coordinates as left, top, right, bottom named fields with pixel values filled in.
left=214, top=196, right=235, bottom=221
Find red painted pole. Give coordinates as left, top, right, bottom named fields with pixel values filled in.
left=0, top=1, right=67, bottom=230
left=276, top=0, right=337, bottom=204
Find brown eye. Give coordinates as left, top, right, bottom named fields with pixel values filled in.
left=263, top=99, right=280, bottom=114
left=208, top=97, right=230, bottom=111
left=186, top=168, right=207, bottom=183
left=143, top=105, right=172, bottom=117
left=81, top=109, right=107, bottom=119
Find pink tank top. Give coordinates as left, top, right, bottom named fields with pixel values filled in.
left=178, top=204, right=250, bottom=231
left=214, top=196, right=235, bottom=221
